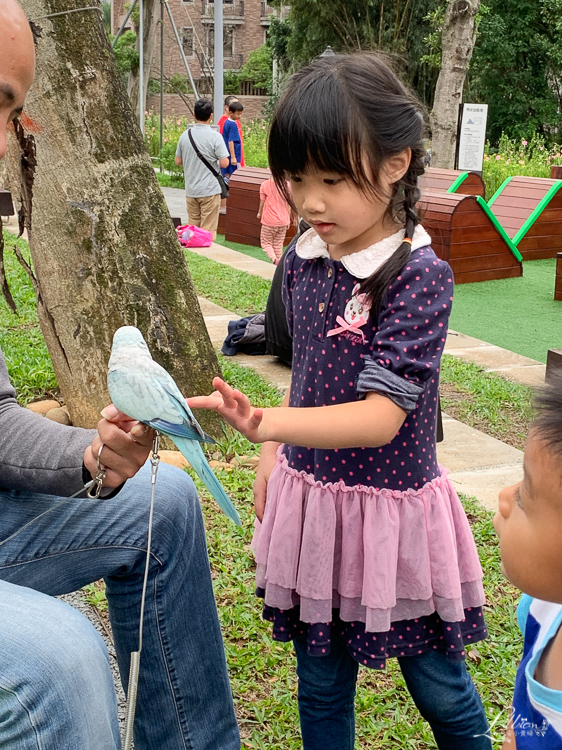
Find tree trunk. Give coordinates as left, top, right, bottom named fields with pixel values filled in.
left=127, top=0, right=160, bottom=121
left=429, top=0, right=480, bottom=168
left=8, top=0, right=222, bottom=435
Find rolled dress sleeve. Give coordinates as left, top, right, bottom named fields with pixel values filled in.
left=356, top=253, right=454, bottom=413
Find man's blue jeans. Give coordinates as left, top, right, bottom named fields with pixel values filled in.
left=0, top=463, right=240, bottom=750
left=294, top=630, right=492, bottom=750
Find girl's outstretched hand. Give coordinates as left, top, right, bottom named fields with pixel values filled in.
left=187, top=377, right=265, bottom=443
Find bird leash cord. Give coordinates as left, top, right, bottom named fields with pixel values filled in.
left=123, top=431, right=161, bottom=750
left=77, top=431, right=162, bottom=748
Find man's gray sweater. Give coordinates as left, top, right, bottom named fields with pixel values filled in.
left=0, top=347, right=95, bottom=496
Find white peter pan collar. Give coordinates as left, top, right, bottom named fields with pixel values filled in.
left=295, top=224, right=433, bottom=279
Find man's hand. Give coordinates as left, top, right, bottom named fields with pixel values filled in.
left=187, top=377, right=264, bottom=443
left=83, top=404, right=155, bottom=488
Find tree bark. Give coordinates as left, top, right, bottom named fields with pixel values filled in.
left=7, top=0, right=223, bottom=435
left=127, top=0, right=160, bottom=120
left=429, top=0, right=480, bottom=168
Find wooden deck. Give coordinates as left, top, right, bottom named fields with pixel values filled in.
left=488, top=175, right=562, bottom=260
left=419, top=191, right=522, bottom=284
left=419, top=168, right=485, bottom=198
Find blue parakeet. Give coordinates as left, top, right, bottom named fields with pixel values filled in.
left=107, top=326, right=241, bottom=525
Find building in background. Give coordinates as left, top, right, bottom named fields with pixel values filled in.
left=111, top=0, right=279, bottom=97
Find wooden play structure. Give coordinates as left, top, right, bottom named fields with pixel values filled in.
left=487, top=176, right=562, bottom=260
left=555, top=252, right=562, bottom=302
left=419, top=168, right=486, bottom=198
left=224, top=167, right=296, bottom=247
left=419, top=190, right=522, bottom=284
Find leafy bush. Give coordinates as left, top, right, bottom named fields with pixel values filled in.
left=145, top=112, right=270, bottom=175
left=238, top=45, right=273, bottom=93
left=482, top=133, right=562, bottom=198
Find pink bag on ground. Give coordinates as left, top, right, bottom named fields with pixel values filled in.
left=176, top=224, right=213, bottom=248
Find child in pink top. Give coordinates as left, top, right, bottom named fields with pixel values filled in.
left=257, top=177, right=291, bottom=264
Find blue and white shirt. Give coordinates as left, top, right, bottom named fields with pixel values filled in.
left=512, top=596, right=562, bottom=748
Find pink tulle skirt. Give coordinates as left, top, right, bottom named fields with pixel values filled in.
left=251, top=449, right=485, bottom=633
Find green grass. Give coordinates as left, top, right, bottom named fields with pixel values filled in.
left=449, top=259, right=562, bottom=363
left=0, top=230, right=57, bottom=403
left=184, top=249, right=271, bottom=315
left=440, top=355, right=534, bottom=450
left=155, top=171, right=184, bottom=189
left=217, top=233, right=273, bottom=264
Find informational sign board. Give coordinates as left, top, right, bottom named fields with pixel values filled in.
left=456, top=103, right=488, bottom=173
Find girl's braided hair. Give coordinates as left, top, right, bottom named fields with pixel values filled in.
left=268, top=53, right=426, bottom=315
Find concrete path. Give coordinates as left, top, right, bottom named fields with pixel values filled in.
left=445, top=330, right=545, bottom=387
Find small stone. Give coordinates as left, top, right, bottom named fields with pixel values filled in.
left=242, top=456, right=260, bottom=470
left=45, top=407, right=71, bottom=425
left=467, top=647, right=482, bottom=664
left=159, top=450, right=190, bottom=470
left=209, top=460, right=233, bottom=471
left=26, top=399, right=60, bottom=415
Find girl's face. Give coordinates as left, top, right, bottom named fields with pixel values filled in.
left=289, top=152, right=409, bottom=258
left=494, top=430, right=562, bottom=603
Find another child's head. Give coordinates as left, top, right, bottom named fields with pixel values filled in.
left=223, top=95, right=238, bottom=115
left=268, top=53, right=426, bottom=311
left=494, top=374, right=562, bottom=604
left=194, top=98, right=213, bottom=123
left=229, top=100, right=244, bottom=120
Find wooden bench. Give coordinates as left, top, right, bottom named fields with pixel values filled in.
left=419, top=190, right=522, bottom=284
left=224, top=167, right=296, bottom=247
left=419, top=168, right=486, bottom=198
left=487, top=175, right=562, bottom=260
left=555, top=252, right=562, bottom=301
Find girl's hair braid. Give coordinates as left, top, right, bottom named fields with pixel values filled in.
left=360, top=143, right=426, bottom=315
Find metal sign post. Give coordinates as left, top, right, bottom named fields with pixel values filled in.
left=213, top=0, right=224, bottom=123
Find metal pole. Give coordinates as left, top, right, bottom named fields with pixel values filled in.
left=160, top=0, right=164, bottom=168
left=111, top=0, right=139, bottom=49
left=164, top=1, right=199, bottom=99
left=214, top=0, right=223, bottom=120
left=139, top=0, right=144, bottom=133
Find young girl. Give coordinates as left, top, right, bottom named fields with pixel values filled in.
left=257, top=176, right=291, bottom=264
left=190, top=54, right=491, bottom=750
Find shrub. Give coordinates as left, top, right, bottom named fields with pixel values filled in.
left=482, top=133, right=562, bottom=197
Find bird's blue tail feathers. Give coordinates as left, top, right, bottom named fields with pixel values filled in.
left=174, top=437, right=241, bottom=526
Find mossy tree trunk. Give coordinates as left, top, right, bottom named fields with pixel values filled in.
left=8, top=0, right=222, bottom=434
left=429, top=0, right=480, bottom=168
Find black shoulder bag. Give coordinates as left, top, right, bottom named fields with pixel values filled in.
left=188, top=128, right=229, bottom=199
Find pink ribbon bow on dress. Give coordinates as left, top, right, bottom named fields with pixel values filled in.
left=327, top=315, right=368, bottom=343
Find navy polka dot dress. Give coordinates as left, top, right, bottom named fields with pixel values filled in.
left=252, top=226, right=488, bottom=669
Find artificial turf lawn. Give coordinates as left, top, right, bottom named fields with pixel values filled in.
left=449, top=258, right=561, bottom=363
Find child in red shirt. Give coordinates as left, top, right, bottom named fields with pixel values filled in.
left=257, top=177, right=291, bottom=264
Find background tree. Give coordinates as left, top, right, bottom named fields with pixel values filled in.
left=467, top=0, right=562, bottom=143
left=6, top=0, right=222, bottom=433
left=270, top=0, right=441, bottom=105
left=430, top=0, right=480, bottom=168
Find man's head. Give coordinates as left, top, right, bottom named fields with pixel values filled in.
left=228, top=100, right=243, bottom=121
left=223, top=95, right=238, bottom=116
left=494, top=374, right=562, bottom=603
left=0, top=0, right=35, bottom=160
left=194, top=98, right=213, bottom=123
